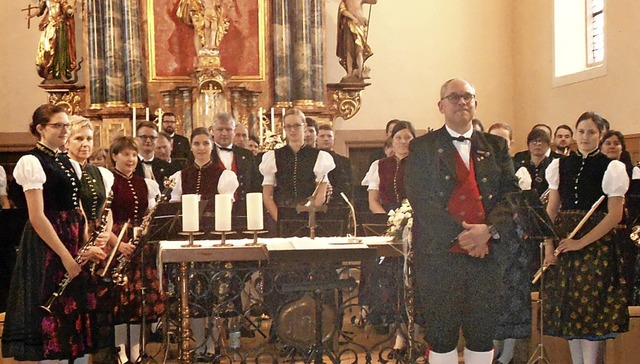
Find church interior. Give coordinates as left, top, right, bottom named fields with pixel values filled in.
left=1, top=1, right=640, bottom=363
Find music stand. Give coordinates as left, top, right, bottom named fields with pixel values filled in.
left=147, top=202, right=182, bottom=241
left=506, top=190, right=561, bottom=364
left=278, top=206, right=350, bottom=238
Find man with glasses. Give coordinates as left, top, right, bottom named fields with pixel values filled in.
left=134, top=121, right=171, bottom=182
left=515, top=128, right=552, bottom=198
left=405, top=78, right=518, bottom=364
left=161, top=112, right=191, bottom=163
left=513, top=123, right=554, bottom=167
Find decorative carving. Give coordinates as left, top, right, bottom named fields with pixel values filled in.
left=39, top=84, right=86, bottom=115
left=327, top=82, right=370, bottom=121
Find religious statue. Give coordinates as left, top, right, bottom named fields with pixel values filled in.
left=336, top=0, right=377, bottom=83
left=30, top=0, right=79, bottom=83
left=177, top=0, right=230, bottom=57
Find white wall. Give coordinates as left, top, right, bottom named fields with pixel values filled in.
left=325, top=0, right=515, bottom=133
left=0, top=3, right=49, bottom=134
left=512, top=0, right=640, bottom=151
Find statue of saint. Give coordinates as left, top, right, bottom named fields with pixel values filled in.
left=336, top=0, right=377, bottom=82
left=30, top=0, right=78, bottom=83
left=177, top=0, right=229, bottom=56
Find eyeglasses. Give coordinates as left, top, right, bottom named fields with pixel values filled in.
left=441, top=93, right=475, bottom=103
left=45, top=122, right=71, bottom=130
left=283, top=123, right=304, bottom=131
left=138, top=135, right=158, bottom=141
left=529, top=139, right=548, bottom=145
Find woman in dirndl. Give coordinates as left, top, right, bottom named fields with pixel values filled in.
left=106, top=136, right=161, bottom=363
left=543, top=111, right=630, bottom=364
left=168, top=127, right=239, bottom=357
left=2, top=104, right=105, bottom=362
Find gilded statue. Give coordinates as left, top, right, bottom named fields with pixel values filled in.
left=336, top=0, right=377, bottom=83
left=30, top=0, right=78, bottom=83
left=177, top=0, right=230, bottom=56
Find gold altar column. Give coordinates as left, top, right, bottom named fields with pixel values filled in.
left=273, top=1, right=324, bottom=107
left=122, top=0, right=147, bottom=107
left=103, top=0, right=127, bottom=107
left=273, top=0, right=292, bottom=106
left=87, top=0, right=105, bottom=109
left=309, top=0, right=325, bottom=106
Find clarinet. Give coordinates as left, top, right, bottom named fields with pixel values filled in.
left=111, top=178, right=176, bottom=286
left=40, top=191, right=114, bottom=314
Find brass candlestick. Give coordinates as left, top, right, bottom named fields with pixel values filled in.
left=210, top=230, right=235, bottom=246
left=243, top=230, right=267, bottom=246
left=179, top=231, right=204, bottom=247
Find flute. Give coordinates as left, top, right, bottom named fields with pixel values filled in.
left=532, top=195, right=606, bottom=284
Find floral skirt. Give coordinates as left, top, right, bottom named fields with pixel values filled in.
left=109, top=222, right=166, bottom=324
left=2, top=209, right=95, bottom=361
left=542, top=211, right=629, bottom=339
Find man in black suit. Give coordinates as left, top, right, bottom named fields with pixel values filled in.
left=317, top=123, right=352, bottom=205
left=134, top=121, right=172, bottom=184
left=551, top=124, right=574, bottom=158
left=211, top=113, right=261, bottom=215
left=161, top=112, right=191, bottom=163
left=405, top=78, right=519, bottom=364
left=156, top=132, right=185, bottom=177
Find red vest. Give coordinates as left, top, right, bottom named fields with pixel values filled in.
left=447, top=151, right=486, bottom=253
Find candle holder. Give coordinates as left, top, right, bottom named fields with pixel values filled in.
left=179, top=231, right=204, bottom=247
left=210, top=231, right=235, bottom=247
left=243, top=230, right=268, bottom=246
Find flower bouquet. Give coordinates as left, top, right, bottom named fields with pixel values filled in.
left=386, top=199, right=413, bottom=243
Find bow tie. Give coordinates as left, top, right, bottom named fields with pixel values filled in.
left=141, top=160, right=153, bottom=165
left=218, top=146, right=233, bottom=152
left=451, top=135, right=470, bottom=142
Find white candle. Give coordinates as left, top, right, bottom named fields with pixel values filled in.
left=270, top=108, right=275, bottom=133
left=132, top=107, right=137, bottom=138
left=258, top=107, right=263, bottom=142
left=145, top=107, right=150, bottom=121
left=246, top=192, right=263, bottom=230
left=215, top=194, right=232, bottom=231
left=182, top=194, right=200, bottom=232
left=281, top=108, right=286, bottom=139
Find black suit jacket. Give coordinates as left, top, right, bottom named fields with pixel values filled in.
left=325, top=150, right=353, bottom=205
left=171, top=133, right=192, bottom=163
left=211, top=145, right=261, bottom=214
left=513, top=150, right=531, bottom=168
left=405, top=126, right=519, bottom=257
left=134, top=157, right=172, bottom=184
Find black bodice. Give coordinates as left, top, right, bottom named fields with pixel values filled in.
left=558, top=150, right=612, bottom=212
left=31, top=144, right=81, bottom=212
left=274, top=145, right=321, bottom=207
